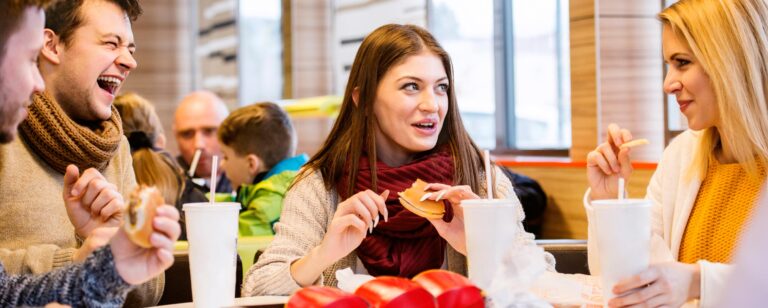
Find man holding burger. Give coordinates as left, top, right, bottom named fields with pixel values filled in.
left=0, top=0, right=176, bottom=306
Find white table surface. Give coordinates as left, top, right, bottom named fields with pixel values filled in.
left=150, top=296, right=288, bottom=308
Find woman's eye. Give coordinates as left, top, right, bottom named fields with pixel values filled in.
left=676, top=59, right=690, bottom=67
left=402, top=83, right=419, bottom=91
left=436, top=83, right=449, bottom=93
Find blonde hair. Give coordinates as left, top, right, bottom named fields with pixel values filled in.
left=115, top=92, right=184, bottom=206
left=114, top=92, right=164, bottom=141
left=660, top=0, right=768, bottom=179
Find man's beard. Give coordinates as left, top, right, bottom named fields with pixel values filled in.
left=57, top=71, right=121, bottom=124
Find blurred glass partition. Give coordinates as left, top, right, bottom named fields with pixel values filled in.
left=238, top=0, right=283, bottom=105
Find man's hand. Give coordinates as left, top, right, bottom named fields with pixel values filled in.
left=110, top=204, right=181, bottom=285
left=63, top=165, right=124, bottom=238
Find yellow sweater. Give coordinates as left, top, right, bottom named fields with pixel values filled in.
left=679, top=158, right=766, bottom=264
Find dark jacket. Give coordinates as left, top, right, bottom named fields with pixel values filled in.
left=176, top=155, right=233, bottom=194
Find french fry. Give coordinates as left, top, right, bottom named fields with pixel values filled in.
left=619, top=138, right=650, bottom=149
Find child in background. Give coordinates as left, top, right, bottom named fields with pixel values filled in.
left=218, top=102, right=308, bottom=236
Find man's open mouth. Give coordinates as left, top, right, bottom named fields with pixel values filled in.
left=97, top=76, right=122, bottom=95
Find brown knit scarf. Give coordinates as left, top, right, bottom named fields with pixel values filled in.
left=19, top=92, right=123, bottom=174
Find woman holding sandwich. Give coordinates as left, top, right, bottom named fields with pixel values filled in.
left=243, top=24, right=553, bottom=296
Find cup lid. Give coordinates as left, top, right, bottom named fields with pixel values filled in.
left=460, top=199, right=517, bottom=207
left=182, top=202, right=240, bottom=212
left=590, top=198, right=651, bottom=208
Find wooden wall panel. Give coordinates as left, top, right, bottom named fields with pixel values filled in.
left=570, top=0, right=665, bottom=162
left=569, top=9, right=598, bottom=161
left=599, top=0, right=659, bottom=16
left=599, top=17, right=664, bottom=161
left=290, top=0, right=333, bottom=98
left=507, top=165, right=655, bottom=239
left=123, top=0, right=193, bottom=157
left=291, top=115, right=336, bottom=157
left=571, top=0, right=595, bottom=21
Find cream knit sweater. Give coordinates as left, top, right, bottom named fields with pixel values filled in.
left=243, top=166, right=554, bottom=296
left=0, top=136, right=164, bottom=307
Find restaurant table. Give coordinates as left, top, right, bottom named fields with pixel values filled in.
left=150, top=295, right=288, bottom=308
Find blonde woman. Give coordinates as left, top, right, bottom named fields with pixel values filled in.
left=585, top=0, right=768, bottom=307
left=115, top=92, right=207, bottom=240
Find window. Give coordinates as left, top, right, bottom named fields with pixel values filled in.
left=431, top=0, right=570, bottom=151
left=238, top=0, right=283, bottom=105
left=663, top=0, right=686, bottom=143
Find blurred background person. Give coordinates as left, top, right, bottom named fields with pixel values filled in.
left=173, top=90, right=232, bottom=196
left=217, top=102, right=308, bottom=236
left=115, top=92, right=206, bottom=240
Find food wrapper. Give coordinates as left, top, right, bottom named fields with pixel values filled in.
left=485, top=242, right=552, bottom=307
left=335, top=268, right=374, bottom=293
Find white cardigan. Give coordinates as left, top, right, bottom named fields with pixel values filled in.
left=584, top=130, right=731, bottom=308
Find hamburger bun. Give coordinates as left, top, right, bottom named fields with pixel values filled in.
left=398, top=179, right=445, bottom=219
left=124, top=185, right=162, bottom=248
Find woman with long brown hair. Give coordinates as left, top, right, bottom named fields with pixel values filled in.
left=243, top=24, right=552, bottom=295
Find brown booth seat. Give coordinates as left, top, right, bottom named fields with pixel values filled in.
left=536, top=239, right=589, bottom=275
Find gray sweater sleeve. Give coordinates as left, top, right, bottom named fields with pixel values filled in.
left=0, top=246, right=133, bottom=307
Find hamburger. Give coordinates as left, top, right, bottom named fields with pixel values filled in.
left=398, top=179, right=445, bottom=219
left=124, top=185, right=163, bottom=248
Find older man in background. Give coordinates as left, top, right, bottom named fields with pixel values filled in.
left=174, top=90, right=233, bottom=194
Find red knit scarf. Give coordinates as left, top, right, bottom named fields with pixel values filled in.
left=337, top=150, right=455, bottom=277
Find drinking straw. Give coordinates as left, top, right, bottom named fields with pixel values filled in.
left=210, top=155, right=218, bottom=205
left=483, top=150, right=493, bottom=200
left=618, top=177, right=625, bottom=200
left=189, top=148, right=202, bottom=177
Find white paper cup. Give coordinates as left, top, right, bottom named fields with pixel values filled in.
left=183, top=202, right=239, bottom=308
left=590, top=199, right=651, bottom=304
left=461, top=199, right=519, bottom=291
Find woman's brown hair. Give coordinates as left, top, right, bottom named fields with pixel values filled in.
left=298, top=24, right=487, bottom=196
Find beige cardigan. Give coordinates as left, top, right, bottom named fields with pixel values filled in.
left=243, top=166, right=554, bottom=296
left=0, top=136, right=164, bottom=307
left=585, top=130, right=732, bottom=308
